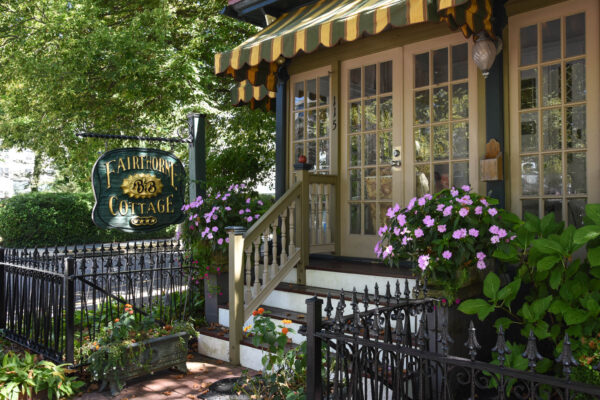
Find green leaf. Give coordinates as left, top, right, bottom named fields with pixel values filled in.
left=497, top=278, right=522, bottom=306
left=585, top=204, right=600, bottom=226
left=531, top=238, right=564, bottom=255
left=549, top=267, right=562, bottom=290
left=537, top=256, right=559, bottom=272
left=549, top=299, right=569, bottom=315
left=533, top=320, right=551, bottom=339
left=588, top=247, right=600, bottom=267
left=457, top=299, right=495, bottom=320
left=564, top=309, right=589, bottom=325
left=574, top=225, right=600, bottom=246
left=494, top=317, right=514, bottom=331
left=531, top=295, right=552, bottom=320
left=521, top=303, right=535, bottom=322
left=483, top=272, right=501, bottom=301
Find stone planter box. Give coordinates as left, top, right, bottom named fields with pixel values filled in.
left=99, top=332, right=189, bottom=396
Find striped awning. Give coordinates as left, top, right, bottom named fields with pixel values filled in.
left=217, top=0, right=494, bottom=107
left=232, top=80, right=276, bottom=111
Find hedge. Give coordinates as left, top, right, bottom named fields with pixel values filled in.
left=0, top=192, right=174, bottom=248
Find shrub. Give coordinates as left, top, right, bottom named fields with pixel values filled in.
left=0, top=192, right=174, bottom=248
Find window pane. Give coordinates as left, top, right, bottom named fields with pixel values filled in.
left=520, top=25, right=537, bottom=66
left=567, top=152, right=586, bottom=194
left=433, top=48, right=449, bottom=84
left=414, top=127, right=430, bottom=162
left=294, top=82, right=305, bottom=110
left=350, top=102, right=361, bottom=133
left=434, top=163, right=450, bottom=193
left=379, top=203, right=392, bottom=227
left=319, top=76, right=330, bottom=105
left=543, top=153, right=562, bottom=195
left=415, top=90, right=430, bottom=124
left=521, top=155, right=539, bottom=195
left=520, top=112, right=539, bottom=152
left=452, top=43, right=468, bottom=80
left=380, top=96, right=393, bottom=129
left=307, top=110, right=317, bottom=138
left=380, top=61, right=393, bottom=94
left=566, top=13, right=585, bottom=58
left=544, top=199, right=562, bottom=222
left=542, top=64, right=561, bottom=106
left=542, top=108, right=562, bottom=150
left=365, top=64, right=377, bottom=97
left=364, top=98, right=377, bottom=131
left=350, top=68, right=361, bottom=99
left=295, top=112, right=304, bottom=139
left=415, top=164, right=430, bottom=197
left=433, top=86, right=449, bottom=122
left=452, top=122, right=469, bottom=159
left=566, top=59, right=586, bottom=103
left=294, top=143, right=304, bottom=162
left=350, top=135, right=361, bottom=166
left=365, top=133, right=377, bottom=165
left=307, top=141, right=316, bottom=165
left=365, top=168, right=377, bottom=200
left=350, top=169, right=361, bottom=200
left=307, top=79, right=317, bottom=108
left=350, top=204, right=361, bottom=234
left=318, top=140, right=329, bottom=170
left=364, top=203, right=376, bottom=235
left=542, top=19, right=561, bottom=62
left=568, top=198, right=586, bottom=228
left=566, top=105, right=586, bottom=149
left=452, top=162, right=469, bottom=189
left=452, top=83, right=468, bottom=119
left=433, top=125, right=449, bottom=160
left=380, top=166, right=392, bottom=200
left=379, top=131, right=392, bottom=163
left=318, top=109, right=329, bottom=137
left=415, top=53, right=429, bottom=87
left=520, top=69, right=537, bottom=109
left=522, top=199, right=539, bottom=217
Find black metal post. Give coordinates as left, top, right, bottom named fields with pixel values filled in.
left=276, top=64, right=289, bottom=200
left=485, top=52, right=505, bottom=208
left=0, top=248, right=5, bottom=331
left=306, top=296, right=323, bottom=400
left=64, top=258, right=75, bottom=364
left=188, top=113, right=207, bottom=201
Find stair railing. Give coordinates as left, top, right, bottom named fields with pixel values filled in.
left=227, top=169, right=338, bottom=365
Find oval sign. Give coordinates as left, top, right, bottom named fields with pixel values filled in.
left=91, top=148, right=186, bottom=233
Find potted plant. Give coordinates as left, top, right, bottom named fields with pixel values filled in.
left=83, top=304, right=196, bottom=396
left=375, top=186, right=515, bottom=356
left=180, top=183, right=269, bottom=323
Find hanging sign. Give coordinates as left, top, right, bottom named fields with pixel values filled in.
left=92, top=148, right=186, bottom=232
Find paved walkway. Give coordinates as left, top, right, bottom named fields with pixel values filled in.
left=76, top=354, right=251, bottom=400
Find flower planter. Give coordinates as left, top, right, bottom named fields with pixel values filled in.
left=98, top=332, right=189, bottom=396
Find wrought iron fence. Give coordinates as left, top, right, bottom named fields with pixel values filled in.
left=0, top=240, right=190, bottom=365
left=305, top=282, right=600, bottom=400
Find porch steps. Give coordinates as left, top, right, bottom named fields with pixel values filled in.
left=197, top=257, right=418, bottom=370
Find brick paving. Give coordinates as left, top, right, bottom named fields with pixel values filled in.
left=76, top=354, right=253, bottom=400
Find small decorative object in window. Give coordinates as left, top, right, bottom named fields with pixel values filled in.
left=298, top=154, right=307, bottom=163
left=472, top=32, right=502, bottom=78
left=480, top=139, right=503, bottom=181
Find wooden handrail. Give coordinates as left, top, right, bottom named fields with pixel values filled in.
left=307, top=174, right=337, bottom=185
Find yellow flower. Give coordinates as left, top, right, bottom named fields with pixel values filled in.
left=243, top=325, right=252, bottom=332
left=282, top=319, right=292, bottom=325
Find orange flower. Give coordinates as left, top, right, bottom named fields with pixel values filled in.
left=257, top=307, right=265, bottom=315
left=252, top=310, right=258, bottom=316
left=281, top=327, right=289, bottom=335
left=95, top=345, right=100, bottom=350
left=128, top=310, right=134, bottom=315
left=243, top=325, right=252, bottom=332
left=282, top=319, right=292, bottom=325
left=114, top=318, right=120, bottom=323
left=125, top=304, right=132, bottom=308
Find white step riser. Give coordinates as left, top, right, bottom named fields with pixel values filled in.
left=196, top=334, right=279, bottom=371
left=282, top=268, right=416, bottom=294
left=218, top=307, right=306, bottom=345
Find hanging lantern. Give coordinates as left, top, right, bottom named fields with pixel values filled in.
left=472, top=32, right=503, bottom=78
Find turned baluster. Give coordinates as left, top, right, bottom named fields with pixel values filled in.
left=288, top=202, right=296, bottom=256
left=325, top=184, right=332, bottom=244
left=280, top=209, right=288, bottom=265
left=252, top=238, right=261, bottom=297
left=310, top=184, right=317, bottom=246
left=244, top=246, right=252, bottom=301
left=316, top=184, right=323, bottom=244
left=270, top=220, right=278, bottom=277
left=263, top=228, right=270, bottom=287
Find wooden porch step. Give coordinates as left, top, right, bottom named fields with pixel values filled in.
left=198, top=323, right=299, bottom=352
left=219, top=304, right=307, bottom=325
left=307, top=254, right=414, bottom=278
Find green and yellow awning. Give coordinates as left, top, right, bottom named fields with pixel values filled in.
left=231, top=80, right=276, bottom=111
left=220, top=0, right=494, bottom=109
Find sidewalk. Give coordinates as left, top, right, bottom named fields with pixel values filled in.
left=76, top=354, right=251, bottom=400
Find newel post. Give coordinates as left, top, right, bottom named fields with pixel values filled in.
left=227, top=226, right=246, bottom=365
left=294, top=163, right=312, bottom=285
left=306, top=296, right=323, bottom=400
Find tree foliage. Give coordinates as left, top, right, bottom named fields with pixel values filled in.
left=0, top=0, right=275, bottom=190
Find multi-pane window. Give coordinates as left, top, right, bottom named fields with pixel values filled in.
left=347, top=61, right=393, bottom=235
left=518, top=12, right=587, bottom=226
left=412, top=43, right=470, bottom=196
left=293, top=76, right=330, bottom=172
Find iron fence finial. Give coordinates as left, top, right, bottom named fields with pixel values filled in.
left=492, top=325, right=511, bottom=367
left=465, top=321, right=481, bottom=361
left=556, top=334, right=579, bottom=379
left=522, top=330, right=543, bottom=371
